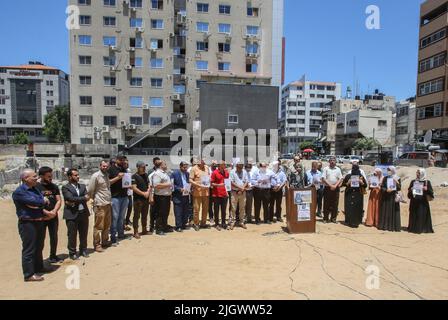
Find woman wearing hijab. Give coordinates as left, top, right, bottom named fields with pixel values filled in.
left=342, top=161, right=367, bottom=228
left=378, top=166, right=402, bottom=232
left=365, top=168, right=383, bottom=228
left=407, top=168, right=434, bottom=234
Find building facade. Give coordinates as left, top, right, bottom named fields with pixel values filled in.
left=417, top=0, right=448, bottom=148
left=69, top=0, right=284, bottom=151
left=279, top=79, right=341, bottom=154
left=0, top=62, right=70, bottom=144
left=395, top=97, right=417, bottom=155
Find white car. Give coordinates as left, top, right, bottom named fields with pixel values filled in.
left=340, top=155, right=363, bottom=165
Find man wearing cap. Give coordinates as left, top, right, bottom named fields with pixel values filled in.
left=131, top=161, right=150, bottom=239
left=189, top=159, right=211, bottom=231
left=171, top=161, right=191, bottom=232
left=230, top=161, right=249, bottom=229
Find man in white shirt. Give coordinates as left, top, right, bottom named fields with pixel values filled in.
left=322, top=156, right=343, bottom=224
left=152, top=161, right=173, bottom=235
left=251, top=163, right=276, bottom=224
left=270, top=161, right=287, bottom=223
left=229, top=161, right=249, bottom=229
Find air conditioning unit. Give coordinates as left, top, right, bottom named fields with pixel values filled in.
left=110, top=66, right=118, bottom=72
left=124, top=65, right=133, bottom=70
left=123, top=0, right=129, bottom=6
left=120, top=120, right=127, bottom=127
left=129, top=124, right=137, bottom=130
left=150, top=48, right=157, bottom=53
left=176, top=13, right=187, bottom=24
left=142, top=104, right=149, bottom=110
left=94, top=127, right=101, bottom=132
left=102, top=126, right=110, bottom=133
left=129, top=47, right=136, bottom=52
left=131, top=7, right=137, bottom=13
left=171, top=94, right=181, bottom=101
left=169, top=32, right=175, bottom=38
left=180, top=74, right=187, bottom=81
left=109, top=45, right=118, bottom=51
left=177, top=113, right=186, bottom=119
left=94, top=132, right=102, bottom=140
left=136, top=27, right=145, bottom=33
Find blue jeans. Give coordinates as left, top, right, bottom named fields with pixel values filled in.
left=111, top=197, right=129, bottom=242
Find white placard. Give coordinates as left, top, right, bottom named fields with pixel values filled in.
left=122, top=173, right=132, bottom=188
left=351, top=175, right=360, bottom=188
left=298, top=203, right=311, bottom=221
left=201, top=175, right=211, bottom=188
left=183, top=183, right=191, bottom=196
left=259, top=174, right=270, bottom=188
left=294, top=190, right=312, bottom=205
left=413, top=181, right=423, bottom=196
left=224, top=179, right=232, bottom=192
left=387, top=178, right=396, bottom=191
left=370, top=176, right=379, bottom=187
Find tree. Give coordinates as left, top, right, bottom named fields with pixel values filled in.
left=352, top=137, right=380, bottom=151
left=12, top=132, right=30, bottom=145
left=44, top=105, right=71, bottom=143
left=299, top=141, right=315, bottom=152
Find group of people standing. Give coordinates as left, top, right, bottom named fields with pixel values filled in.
left=12, top=154, right=435, bottom=282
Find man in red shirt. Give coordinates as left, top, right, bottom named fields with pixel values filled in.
left=211, top=161, right=230, bottom=231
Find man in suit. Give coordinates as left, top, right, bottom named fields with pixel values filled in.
left=62, top=169, right=90, bottom=260
left=171, top=161, right=190, bottom=232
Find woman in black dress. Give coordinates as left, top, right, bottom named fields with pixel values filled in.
left=407, top=168, right=434, bottom=234
left=378, top=166, right=402, bottom=232
left=342, top=161, right=367, bottom=228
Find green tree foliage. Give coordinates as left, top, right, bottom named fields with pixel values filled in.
left=12, top=132, right=30, bottom=145
left=352, top=137, right=380, bottom=151
left=43, top=105, right=71, bottom=143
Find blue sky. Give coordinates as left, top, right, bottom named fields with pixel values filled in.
left=0, top=0, right=424, bottom=100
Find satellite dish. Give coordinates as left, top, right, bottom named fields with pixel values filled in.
left=423, top=130, right=433, bottom=146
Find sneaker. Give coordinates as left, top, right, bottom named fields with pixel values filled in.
left=48, top=256, right=62, bottom=263
left=111, top=242, right=119, bottom=247
left=69, top=254, right=79, bottom=261
left=215, top=225, right=222, bottom=231
left=193, top=225, right=200, bottom=232
left=175, top=227, right=183, bottom=233
left=156, top=231, right=166, bottom=236
left=25, top=275, right=44, bottom=282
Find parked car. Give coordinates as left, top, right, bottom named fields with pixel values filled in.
left=280, top=153, right=294, bottom=160
left=396, top=152, right=431, bottom=168
left=340, top=155, right=363, bottom=165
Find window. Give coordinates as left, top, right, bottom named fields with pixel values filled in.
left=378, top=120, right=387, bottom=127
left=246, top=63, right=257, bottom=73
left=0, top=109, right=6, bottom=114
left=218, top=62, right=230, bottom=71
left=103, top=56, right=116, bottom=66
left=46, top=100, right=54, bottom=107
left=150, top=58, right=164, bottom=69
left=196, top=80, right=207, bottom=89
left=150, top=97, right=164, bottom=107
left=78, top=0, right=91, bottom=5
left=80, top=138, right=93, bottom=144
left=396, top=126, right=408, bottom=135
left=46, top=90, right=54, bottom=97
left=103, top=36, right=116, bottom=46
left=80, top=96, right=92, bottom=106
left=196, top=60, right=208, bottom=70
left=79, top=35, right=92, bottom=46
left=228, top=114, right=239, bottom=124
left=151, top=78, right=163, bottom=88
left=104, top=96, right=117, bottom=106
left=79, top=115, right=93, bottom=126
left=79, top=55, right=92, bottom=65
left=419, top=52, right=446, bottom=73
left=246, top=43, right=258, bottom=54
left=174, top=85, right=186, bottom=94
left=130, top=37, right=144, bottom=48
left=79, top=15, right=91, bottom=25
left=0, top=97, right=5, bottom=105
left=197, top=22, right=209, bottom=33
left=317, top=94, right=325, bottom=98
left=130, top=0, right=142, bottom=8
left=151, top=19, right=164, bottom=29
left=151, top=0, right=163, bottom=10
left=103, top=0, right=116, bottom=6
left=103, top=16, right=116, bottom=26
left=150, top=117, right=163, bottom=127
left=130, top=77, right=143, bottom=87
left=0, top=119, right=5, bottom=125
left=197, top=41, right=209, bottom=51
left=247, top=6, right=259, bottom=17
left=79, top=75, right=92, bottom=85
left=219, top=4, right=231, bottom=14
left=420, top=28, right=447, bottom=49
left=197, top=3, right=209, bottom=13
left=397, top=106, right=409, bottom=117
left=130, top=18, right=143, bottom=28
left=104, top=138, right=118, bottom=145
left=418, top=78, right=444, bottom=96
left=131, top=57, right=143, bottom=68
left=104, top=116, right=117, bottom=126
left=150, top=39, right=163, bottom=49
left=130, top=96, right=143, bottom=107
left=417, top=103, right=443, bottom=119
left=246, top=26, right=259, bottom=36
left=130, top=117, right=143, bottom=125
left=46, top=80, right=54, bottom=86
left=104, top=76, right=116, bottom=86
left=218, top=23, right=231, bottom=34
left=218, top=42, right=231, bottom=53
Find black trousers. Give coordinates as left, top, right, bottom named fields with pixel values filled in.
left=18, top=220, right=45, bottom=279
left=269, top=189, right=283, bottom=221
left=208, top=191, right=214, bottom=220
left=254, top=189, right=271, bottom=222
left=44, top=217, right=58, bottom=257
left=66, top=212, right=89, bottom=256
left=317, top=187, right=324, bottom=215
left=154, top=195, right=171, bottom=232
left=213, top=197, right=228, bottom=225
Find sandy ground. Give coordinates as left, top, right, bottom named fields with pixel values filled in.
left=0, top=182, right=447, bottom=301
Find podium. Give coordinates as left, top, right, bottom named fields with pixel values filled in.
left=286, top=187, right=317, bottom=234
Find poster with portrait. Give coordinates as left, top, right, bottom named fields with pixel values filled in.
left=297, top=203, right=311, bottom=221
left=294, top=190, right=312, bottom=205
left=122, top=173, right=132, bottom=188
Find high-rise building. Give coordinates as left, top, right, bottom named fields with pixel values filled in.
left=69, top=0, right=284, bottom=151
left=417, top=0, right=448, bottom=148
left=0, top=62, right=70, bottom=144
left=279, top=79, right=341, bottom=154
left=395, top=97, right=417, bottom=155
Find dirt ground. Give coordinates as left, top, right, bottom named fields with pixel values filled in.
left=1, top=181, right=447, bottom=300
